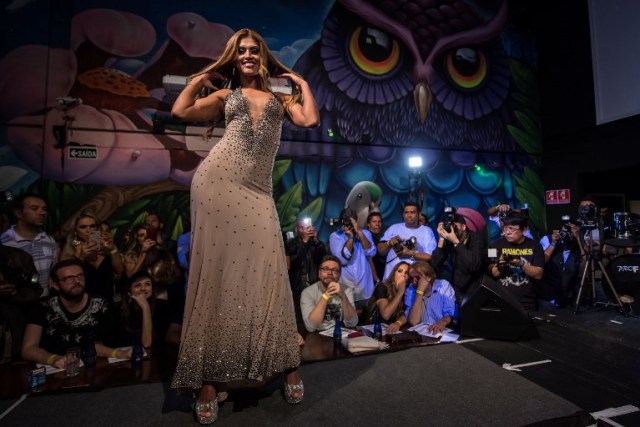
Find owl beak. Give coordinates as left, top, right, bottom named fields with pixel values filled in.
left=413, top=82, right=432, bottom=124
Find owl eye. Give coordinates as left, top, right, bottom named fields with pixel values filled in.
left=348, top=26, right=402, bottom=76
left=444, top=47, right=487, bottom=89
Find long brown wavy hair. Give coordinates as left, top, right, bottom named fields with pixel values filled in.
left=365, top=261, right=410, bottom=323
left=190, top=28, right=301, bottom=137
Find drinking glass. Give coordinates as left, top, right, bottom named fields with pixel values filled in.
left=65, top=347, right=80, bottom=377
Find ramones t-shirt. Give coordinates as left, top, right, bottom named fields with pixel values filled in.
left=492, top=237, right=544, bottom=311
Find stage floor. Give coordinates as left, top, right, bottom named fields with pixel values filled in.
left=2, top=303, right=639, bottom=426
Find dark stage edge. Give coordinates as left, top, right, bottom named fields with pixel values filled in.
left=0, top=344, right=582, bottom=426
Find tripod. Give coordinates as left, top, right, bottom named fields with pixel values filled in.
left=573, top=228, right=630, bottom=316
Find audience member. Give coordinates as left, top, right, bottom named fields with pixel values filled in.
left=363, top=262, right=410, bottom=333
left=329, top=208, right=376, bottom=305
left=1, top=194, right=58, bottom=297
left=366, top=212, right=386, bottom=284
left=286, top=217, right=327, bottom=327
left=538, top=217, right=581, bottom=308
left=406, top=261, right=456, bottom=334
left=60, top=211, right=124, bottom=301
left=21, top=260, right=127, bottom=368
left=487, top=203, right=534, bottom=239
left=488, top=212, right=544, bottom=311
left=0, top=243, right=41, bottom=362
left=123, top=224, right=157, bottom=278
left=300, top=255, right=358, bottom=332
left=431, top=212, right=486, bottom=301
left=143, top=212, right=177, bottom=255
left=118, top=271, right=177, bottom=349
left=377, top=202, right=437, bottom=281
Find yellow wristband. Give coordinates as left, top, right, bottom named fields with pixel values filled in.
left=46, top=354, right=57, bottom=365
left=416, top=289, right=425, bottom=296
left=321, top=293, right=329, bottom=301
left=111, top=349, right=118, bottom=358
left=395, top=320, right=403, bottom=326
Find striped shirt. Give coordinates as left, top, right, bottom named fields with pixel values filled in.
left=1, top=226, right=58, bottom=297
left=407, top=279, right=456, bottom=325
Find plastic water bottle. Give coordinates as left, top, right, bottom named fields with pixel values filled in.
left=373, top=311, right=383, bottom=340
left=82, top=331, right=97, bottom=367
left=131, top=328, right=144, bottom=367
left=333, top=312, right=342, bottom=343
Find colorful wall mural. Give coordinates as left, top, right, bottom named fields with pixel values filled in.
left=0, top=0, right=543, bottom=244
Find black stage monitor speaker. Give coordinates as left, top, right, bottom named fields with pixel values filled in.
left=460, top=275, right=539, bottom=341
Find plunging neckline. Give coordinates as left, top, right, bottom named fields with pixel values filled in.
left=239, top=88, right=276, bottom=134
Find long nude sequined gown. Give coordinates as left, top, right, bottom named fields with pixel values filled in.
left=172, top=88, right=300, bottom=389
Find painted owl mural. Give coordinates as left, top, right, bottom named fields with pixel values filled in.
left=281, top=0, right=543, bottom=240
left=0, top=0, right=543, bottom=242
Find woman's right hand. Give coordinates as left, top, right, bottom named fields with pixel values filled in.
left=130, top=293, right=150, bottom=310
left=141, top=239, right=156, bottom=252
left=395, top=276, right=407, bottom=294
left=189, top=72, right=223, bottom=91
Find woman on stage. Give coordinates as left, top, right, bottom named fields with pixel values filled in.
left=170, top=29, right=319, bottom=424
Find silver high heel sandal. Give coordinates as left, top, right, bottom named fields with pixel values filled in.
left=284, top=381, right=304, bottom=404
left=194, top=398, right=218, bottom=425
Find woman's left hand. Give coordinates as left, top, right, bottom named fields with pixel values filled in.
left=278, top=72, right=306, bottom=90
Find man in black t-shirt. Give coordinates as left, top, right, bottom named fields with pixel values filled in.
left=21, top=259, right=125, bottom=369
left=488, top=212, right=544, bottom=311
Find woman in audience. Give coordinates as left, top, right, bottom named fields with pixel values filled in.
left=119, top=270, right=174, bottom=349
left=60, top=211, right=124, bottom=301
left=364, top=261, right=410, bottom=332
left=123, top=224, right=156, bottom=278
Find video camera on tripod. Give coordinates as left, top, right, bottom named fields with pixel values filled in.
left=576, top=204, right=598, bottom=230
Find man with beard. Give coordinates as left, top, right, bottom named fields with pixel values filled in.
left=431, top=212, right=486, bottom=302
left=366, top=212, right=386, bottom=284
left=300, top=255, right=358, bottom=332
left=488, top=212, right=544, bottom=311
left=21, top=260, right=126, bottom=368
left=1, top=194, right=57, bottom=297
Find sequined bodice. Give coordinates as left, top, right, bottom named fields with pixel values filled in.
left=216, top=88, right=284, bottom=190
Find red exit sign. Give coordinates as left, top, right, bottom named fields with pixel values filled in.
left=546, top=189, right=570, bottom=205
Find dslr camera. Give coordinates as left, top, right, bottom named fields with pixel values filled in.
left=393, top=236, right=417, bottom=255
left=558, top=215, right=575, bottom=244
left=0, top=260, right=38, bottom=288
left=329, top=208, right=356, bottom=229
left=442, top=206, right=456, bottom=233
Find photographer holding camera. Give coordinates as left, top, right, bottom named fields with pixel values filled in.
left=431, top=208, right=486, bottom=301
left=488, top=212, right=544, bottom=311
left=487, top=203, right=534, bottom=239
left=329, top=208, right=376, bottom=305
left=537, top=215, right=581, bottom=308
left=378, top=202, right=437, bottom=275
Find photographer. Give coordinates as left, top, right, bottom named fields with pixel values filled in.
left=538, top=216, right=581, bottom=308
left=431, top=209, right=486, bottom=301
left=488, top=212, right=544, bottom=311
left=377, top=202, right=437, bottom=311
left=286, top=217, right=328, bottom=328
left=366, top=212, right=386, bottom=284
left=329, top=208, right=376, bottom=305
left=487, top=203, right=534, bottom=239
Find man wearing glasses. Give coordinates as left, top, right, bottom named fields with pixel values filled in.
left=300, top=255, right=358, bottom=332
left=488, top=212, right=544, bottom=311
left=21, top=260, right=125, bottom=368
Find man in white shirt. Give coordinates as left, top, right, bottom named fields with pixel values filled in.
left=300, top=255, right=358, bottom=332
left=377, top=202, right=437, bottom=308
